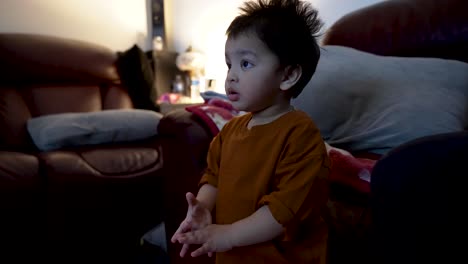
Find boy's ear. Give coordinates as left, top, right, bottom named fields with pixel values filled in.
left=280, top=65, right=302, bottom=91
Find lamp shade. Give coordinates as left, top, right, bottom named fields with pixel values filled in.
left=175, top=46, right=206, bottom=72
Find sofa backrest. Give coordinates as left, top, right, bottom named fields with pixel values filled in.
left=322, top=0, right=468, bottom=63
left=0, top=33, right=133, bottom=150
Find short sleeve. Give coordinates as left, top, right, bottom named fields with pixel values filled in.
left=258, top=124, right=330, bottom=226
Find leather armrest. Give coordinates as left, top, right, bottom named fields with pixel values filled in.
left=369, top=130, right=468, bottom=263
left=158, top=109, right=215, bottom=264
left=158, top=109, right=213, bottom=170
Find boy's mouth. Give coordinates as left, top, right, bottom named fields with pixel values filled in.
left=227, top=88, right=240, bottom=101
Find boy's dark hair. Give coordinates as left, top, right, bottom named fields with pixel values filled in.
left=226, top=0, right=323, bottom=98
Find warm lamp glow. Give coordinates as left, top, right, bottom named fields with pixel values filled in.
left=204, top=28, right=228, bottom=94
left=175, top=46, right=206, bottom=73
left=171, top=1, right=243, bottom=94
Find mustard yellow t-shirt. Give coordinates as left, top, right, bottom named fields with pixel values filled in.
left=199, top=110, right=330, bottom=264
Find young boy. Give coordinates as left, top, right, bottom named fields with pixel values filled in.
left=171, top=0, right=329, bottom=263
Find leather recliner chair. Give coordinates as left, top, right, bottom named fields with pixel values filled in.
left=0, top=33, right=164, bottom=263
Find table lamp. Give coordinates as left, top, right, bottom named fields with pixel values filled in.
left=175, top=46, right=206, bottom=100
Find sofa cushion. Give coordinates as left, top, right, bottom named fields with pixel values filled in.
left=27, top=109, right=162, bottom=151
left=0, top=151, right=40, bottom=192
left=0, top=89, right=33, bottom=150
left=321, top=0, right=468, bottom=63
left=0, top=33, right=120, bottom=84
left=40, top=148, right=162, bottom=180
left=24, top=85, right=103, bottom=116
left=292, top=45, right=468, bottom=154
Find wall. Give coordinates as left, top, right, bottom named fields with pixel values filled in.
left=0, top=0, right=151, bottom=51
left=0, top=0, right=385, bottom=92
left=166, top=0, right=386, bottom=92
left=167, top=0, right=385, bottom=53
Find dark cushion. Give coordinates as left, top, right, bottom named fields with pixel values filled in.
left=117, top=44, right=160, bottom=112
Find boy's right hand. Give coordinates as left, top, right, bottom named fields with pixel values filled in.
left=171, top=192, right=212, bottom=257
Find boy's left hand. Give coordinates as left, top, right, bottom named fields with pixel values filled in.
left=176, top=224, right=234, bottom=257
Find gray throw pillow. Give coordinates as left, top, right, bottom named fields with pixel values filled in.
left=27, top=109, right=162, bottom=151
left=292, top=45, right=468, bottom=154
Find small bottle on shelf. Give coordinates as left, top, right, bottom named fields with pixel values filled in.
left=172, top=74, right=185, bottom=94
left=189, top=70, right=205, bottom=102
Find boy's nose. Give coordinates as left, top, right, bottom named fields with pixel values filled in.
left=226, top=69, right=238, bottom=82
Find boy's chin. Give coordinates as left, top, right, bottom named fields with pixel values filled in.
left=229, top=101, right=246, bottom=111
left=229, top=100, right=267, bottom=113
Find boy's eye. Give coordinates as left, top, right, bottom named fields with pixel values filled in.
left=241, top=60, right=253, bottom=69
left=226, top=62, right=231, bottom=69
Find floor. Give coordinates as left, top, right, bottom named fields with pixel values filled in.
left=137, top=222, right=169, bottom=264
left=136, top=242, right=169, bottom=264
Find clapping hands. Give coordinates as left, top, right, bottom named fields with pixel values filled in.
left=171, top=192, right=213, bottom=257
left=171, top=192, right=234, bottom=258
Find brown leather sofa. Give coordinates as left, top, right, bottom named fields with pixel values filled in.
left=157, top=0, right=468, bottom=264
left=0, top=33, right=165, bottom=263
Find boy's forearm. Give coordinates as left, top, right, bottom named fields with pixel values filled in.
left=228, top=205, right=283, bottom=248
left=196, top=183, right=218, bottom=211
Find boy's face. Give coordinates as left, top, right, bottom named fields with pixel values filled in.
left=224, top=34, right=285, bottom=113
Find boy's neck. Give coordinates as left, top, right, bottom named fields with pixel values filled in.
left=248, top=102, right=294, bottom=129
